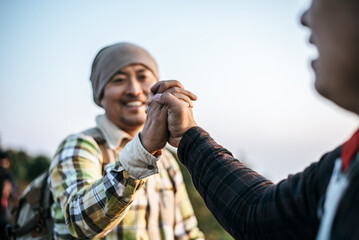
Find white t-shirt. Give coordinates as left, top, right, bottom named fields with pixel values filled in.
left=316, top=158, right=349, bottom=240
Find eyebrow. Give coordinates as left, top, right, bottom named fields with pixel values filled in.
left=113, top=68, right=147, bottom=76
left=114, top=70, right=126, bottom=75
left=136, top=69, right=147, bottom=74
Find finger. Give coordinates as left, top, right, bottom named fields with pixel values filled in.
left=147, top=92, right=154, bottom=105
left=165, top=87, right=197, bottom=101
left=145, top=103, right=152, bottom=114
left=151, top=80, right=183, bottom=94
left=153, top=92, right=187, bottom=110
left=145, top=92, right=156, bottom=114
left=172, top=92, right=193, bottom=108
left=150, top=82, right=161, bottom=93
left=146, top=99, right=163, bottom=116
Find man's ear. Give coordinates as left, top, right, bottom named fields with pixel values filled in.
left=100, top=97, right=105, bottom=108
left=98, top=89, right=106, bottom=107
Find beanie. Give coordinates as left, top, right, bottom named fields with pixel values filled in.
left=90, top=42, right=159, bottom=106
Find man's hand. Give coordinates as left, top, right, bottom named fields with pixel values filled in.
left=140, top=101, right=168, bottom=157
left=147, top=80, right=197, bottom=109
left=141, top=80, right=197, bottom=155
left=150, top=80, right=198, bottom=147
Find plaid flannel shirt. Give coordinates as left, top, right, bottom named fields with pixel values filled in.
left=50, top=115, right=204, bottom=239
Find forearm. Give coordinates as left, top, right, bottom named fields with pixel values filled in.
left=53, top=165, right=144, bottom=238
left=178, top=127, right=320, bottom=239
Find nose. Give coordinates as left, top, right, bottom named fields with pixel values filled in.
left=300, top=9, right=310, bottom=27
left=126, top=78, right=142, bottom=96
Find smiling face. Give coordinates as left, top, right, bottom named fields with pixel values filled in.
left=301, top=0, right=359, bottom=114
left=100, top=64, right=157, bottom=136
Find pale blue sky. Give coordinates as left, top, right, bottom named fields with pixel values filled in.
left=1, top=0, right=358, bottom=182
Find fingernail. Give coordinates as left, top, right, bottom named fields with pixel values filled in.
left=154, top=94, right=162, bottom=101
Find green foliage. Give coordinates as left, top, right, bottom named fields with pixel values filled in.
left=5, top=149, right=50, bottom=182
left=27, top=155, right=51, bottom=181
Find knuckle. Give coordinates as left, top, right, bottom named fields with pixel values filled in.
left=169, top=87, right=180, bottom=93
left=163, top=92, right=171, bottom=98
left=170, top=80, right=182, bottom=88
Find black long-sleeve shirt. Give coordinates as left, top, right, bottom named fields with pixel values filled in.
left=177, top=127, right=358, bottom=239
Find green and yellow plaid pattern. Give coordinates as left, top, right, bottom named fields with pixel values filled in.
left=50, top=133, right=204, bottom=239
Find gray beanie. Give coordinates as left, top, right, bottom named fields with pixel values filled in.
left=90, top=42, right=159, bottom=106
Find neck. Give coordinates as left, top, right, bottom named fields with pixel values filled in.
left=332, top=90, right=359, bottom=116
left=122, top=125, right=143, bottom=138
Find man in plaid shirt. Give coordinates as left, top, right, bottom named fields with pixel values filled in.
left=49, top=42, right=204, bottom=239
left=147, top=0, right=359, bottom=239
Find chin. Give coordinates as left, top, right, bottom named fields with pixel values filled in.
left=315, top=81, right=329, bottom=100
left=121, top=115, right=146, bottom=127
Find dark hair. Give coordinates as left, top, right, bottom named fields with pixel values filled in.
left=0, top=150, right=7, bottom=159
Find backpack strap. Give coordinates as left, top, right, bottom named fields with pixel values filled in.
left=8, top=171, right=53, bottom=239
left=8, top=128, right=111, bottom=239
left=82, top=127, right=111, bottom=168
left=94, top=137, right=110, bottom=166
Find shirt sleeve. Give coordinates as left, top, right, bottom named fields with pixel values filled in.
left=119, top=133, right=160, bottom=179
left=177, top=127, right=327, bottom=240
left=162, top=151, right=205, bottom=240
left=49, top=133, right=157, bottom=239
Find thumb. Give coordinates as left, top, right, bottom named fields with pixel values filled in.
left=150, top=82, right=161, bottom=94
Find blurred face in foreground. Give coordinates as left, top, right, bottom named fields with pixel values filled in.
left=301, top=0, right=359, bottom=114
left=101, top=64, right=157, bottom=136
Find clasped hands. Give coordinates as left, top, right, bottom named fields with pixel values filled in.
left=140, top=80, right=197, bottom=156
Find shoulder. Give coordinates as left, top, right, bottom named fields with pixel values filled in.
left=316, top=145, right=342, bottom=188
left=61, top=133, right=99, bottom=149
left=51, top=132, right=104, bottom=172
left=283, top=145, right=341, bottom=202
left=81, top=127, right=103, bottom=141
left=54, top=132, right=101, bottom=158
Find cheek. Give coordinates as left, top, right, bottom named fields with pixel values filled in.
left=101, top=87, right=121, bottom=108
left=105, top=86, right=123, bottom=100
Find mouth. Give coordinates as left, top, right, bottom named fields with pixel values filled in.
left=125, top=101, right=144, bottom=107
left=122, top=100, right=147, bottom=113
left=311, top=59, right=318, bottom=70
left=307, top=35, right=319, bottom=65
left=309, top=35, right=315, bottom=45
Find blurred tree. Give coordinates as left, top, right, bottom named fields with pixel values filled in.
left=5, top=149, right=50, bottom=194
left=27, top=155, right=50, bottom=181
left=7, top=149, right=31, bottom=182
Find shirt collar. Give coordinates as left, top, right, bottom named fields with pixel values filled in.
left=95, top=114, right=133, bottom=149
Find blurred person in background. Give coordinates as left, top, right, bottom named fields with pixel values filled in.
left=0, top=151, right=16, bottom=240
left=49, top=42, right=204, bottom=239
left=145, top=0, right=359, bottom=239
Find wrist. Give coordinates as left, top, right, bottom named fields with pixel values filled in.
left=179, top=121, right=197, bottom=137
left=139, top=132, right=161, bottom=156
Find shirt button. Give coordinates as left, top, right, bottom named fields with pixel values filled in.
left=147, top=165, right=154, bottom=170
